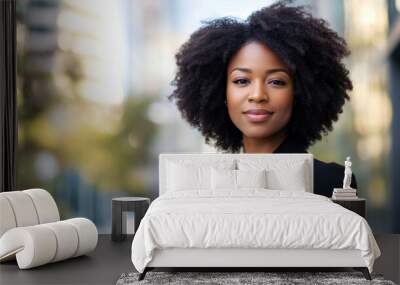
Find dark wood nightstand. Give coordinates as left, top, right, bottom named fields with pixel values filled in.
left=111, top=197, right=150, bottom=242
left=331, top=198, right=366, bottom=218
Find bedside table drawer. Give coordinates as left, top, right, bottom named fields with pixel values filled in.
left=331, top=198, right=366, bottom=218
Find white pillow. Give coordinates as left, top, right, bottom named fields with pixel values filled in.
left=166, top=159, right=236, bottom=192
left=267, top=161, right=307, bottom=191
left=211, top=168, right=267, bottom=190
left=238, top=159, right=308, bottom=191
left=211, top=168, right=236, bottom=190
left=167, top=162, right=210, bottom=191
left=236, top=169, right=267, bottom=189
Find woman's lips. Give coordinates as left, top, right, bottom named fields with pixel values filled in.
left=244, top=112, right=273, bottom=123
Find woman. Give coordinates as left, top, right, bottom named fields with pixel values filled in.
left=168, top=1, right=357, bottom=196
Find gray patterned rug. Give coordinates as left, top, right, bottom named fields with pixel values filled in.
left=116, top=271, right=396, bottom=285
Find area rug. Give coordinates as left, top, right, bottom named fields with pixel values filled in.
left=116, top=271, right=396, bottom=285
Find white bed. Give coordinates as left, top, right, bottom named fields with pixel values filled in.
left=131, top=153, right=380, bottom=281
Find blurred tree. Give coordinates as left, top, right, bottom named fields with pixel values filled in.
left=16, top=0, right=159, bottom=221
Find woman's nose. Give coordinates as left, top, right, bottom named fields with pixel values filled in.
left=248, top=81, right=269, bottom=103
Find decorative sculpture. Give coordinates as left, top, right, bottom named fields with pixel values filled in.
left=343, top=156, right=353, bottom=189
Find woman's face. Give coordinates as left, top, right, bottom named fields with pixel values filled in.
left=226, top=41, right=294, bottom=141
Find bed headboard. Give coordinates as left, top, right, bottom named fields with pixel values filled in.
left=159, top=153, right=314, bottom=196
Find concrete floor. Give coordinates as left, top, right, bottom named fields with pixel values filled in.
left=0, top=234, right=398, bottom=285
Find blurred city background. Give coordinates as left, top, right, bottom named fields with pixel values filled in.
left=15, top=0, right=400, bottom=233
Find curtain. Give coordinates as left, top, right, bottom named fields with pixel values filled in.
left=0, top=0, right=17, bottom=192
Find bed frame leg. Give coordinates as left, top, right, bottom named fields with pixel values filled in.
left=354, top=267, right=371, bottom=280
left=138, top=267, right=148, bottom=281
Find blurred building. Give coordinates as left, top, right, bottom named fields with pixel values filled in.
left=387, top=0, right=400, bottom=233
left=341, top=0, right=392, bottom=233
left=20, top=0, right=59, bottom=74
left=16, top=0, right=152, bottom=233
left=300, top=0, right=393, bottom=233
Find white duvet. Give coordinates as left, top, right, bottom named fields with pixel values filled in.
left=131, top=190, right=380, bottom=273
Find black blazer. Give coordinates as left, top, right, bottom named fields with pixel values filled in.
left=272, top=137, right=357, bottom=197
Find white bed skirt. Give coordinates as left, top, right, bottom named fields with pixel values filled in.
left=147, top=248, right=366, bottom=268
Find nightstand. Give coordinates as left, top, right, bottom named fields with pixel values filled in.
left=331, top=198, right=366, bottom=218
left=111, top=197, right=150, bottom=242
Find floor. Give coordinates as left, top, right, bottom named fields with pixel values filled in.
left=0, top=235, right=134, bottom=285
left=0, top=234, right=399, bottom=285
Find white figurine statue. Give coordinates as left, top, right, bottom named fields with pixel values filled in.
left=343, top=156, right=353, bottom=189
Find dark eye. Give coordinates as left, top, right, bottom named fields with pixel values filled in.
left=269, top=79, right=286, bottom=86
left=233, top=79, right=249, bottom=85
